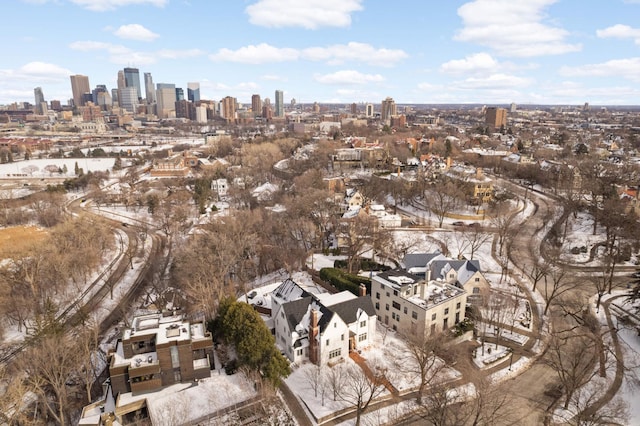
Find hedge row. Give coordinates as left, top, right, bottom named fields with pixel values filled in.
left=333, top=258, right=391, bottom=272
left=319, top=268, right=371, bottom=296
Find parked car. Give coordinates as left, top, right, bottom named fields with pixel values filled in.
left=452, top=221, right=465, bottom=226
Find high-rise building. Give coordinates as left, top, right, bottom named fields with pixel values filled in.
left=195, top=105, right=208, bottom=123
left=144, top=72, right=156, bottom=104
left=350, top=103, right=357, bottom=115
left=123, top=67, right=142, bottom=100
left=34, top=87, right=45, bottom=114
left=275, top=90, right=284, bottom=117
left=117, top=71, right=126, bottom=90
left=70, top=74, right=91, bottom=108
left=485, top=107, right=507, bottom=129
left=156, top=83, right=177, bottom=119
left=381, top=97, right=396, bottom=122
left=187, top=82, right=200, bottom=103
left=119, top=87, right=138, bottom=113
left=96, top=91, right=112, bottom=110
left=50, top=100, right=62, bottom=111
left=220, top=96, right=237, bottom=122
left=111, top=88, right=119, bottom=105
left=251, top=94, right=261, bottom=116
left=313, top=102, right=320, bottom=113
left=175, top=87, right=184, bottom=102
left=365, top=103, right=374, bottom=117
left=92, top=85, right=107, bottom=104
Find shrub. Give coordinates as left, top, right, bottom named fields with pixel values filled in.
left=319, top=268, right=371, bottom=296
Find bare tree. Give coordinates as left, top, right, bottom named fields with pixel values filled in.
left=541, top=267, right=580, bottom=315
left=426, top=179, right=463, bottom=228
left=334, top=360, right=389, bottom=426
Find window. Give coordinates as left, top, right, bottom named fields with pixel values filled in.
left=296, top=349, right=303, bottom=356
left=358, top=333, right=367, bottom=342
left=375, top=302, right=380, bottom=309
left=414, top=286, right=418, bottom=295
left=386, top=292, right=390, bottom=297
left=456, top=302, right=461, bottom=309
left=455, top=312, right=460, bottom=323
left=376, top=292, right=380, bottom=299
left=475, top=277, right=480, bottom=282
left=392, top=312, right=396, bottom=320
left=404, top=307, right=408, bottom=314
left=385, top=304, right=389, bottom=311
left=393, top=290, right=398, bottom=296
left=170, top=346, right=180, bottom=369
left=360, top=320, right=366, bottom=328
left=449, top=273, right=455, bottom=279
left=431, top=313, right=436, bottom=321
left=334, top=322, right=337, bottom=328
left=473, top=287, right=480, bottom=294
left=341, top=334, right=344, bottom=341
left=412, top=311, right=418, bottom=320
left=443, top=318, right=449, bottom=329
left=326, top=339, right=329, bottom=346
left=405, top=290, right=411, bottom=296
left=329, top=349, right=341, bottom=359
left=392, top=301, right=401, bottom=310
left=444, top=308, right=449, bottom=315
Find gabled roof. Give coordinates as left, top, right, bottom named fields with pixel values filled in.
left=329, top=296, right=376, bottom=325
left=402, top=252, right=446, bottom=270
left=272, top=278, right=309, bottom=304
left=429, top=259, right=480, bottom=284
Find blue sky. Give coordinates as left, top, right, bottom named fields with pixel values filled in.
left=2, top=0, right=640, bottom=106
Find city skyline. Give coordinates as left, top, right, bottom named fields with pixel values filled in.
left=2, top=0, right=640, bottom=106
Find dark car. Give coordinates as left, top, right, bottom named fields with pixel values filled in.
left=452, top=221, right=465, bottom=226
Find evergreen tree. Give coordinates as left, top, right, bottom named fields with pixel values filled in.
left=74, top=161, right=80, bottom=176
left=113, top=155, right=122, bottom=171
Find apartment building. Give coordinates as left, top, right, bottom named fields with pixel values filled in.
left=371, top=269, right=467, bottom=337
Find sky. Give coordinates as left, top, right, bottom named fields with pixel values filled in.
left=2, top=0, right=640, bottom=107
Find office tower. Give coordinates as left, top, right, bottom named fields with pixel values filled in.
left=92, top=85, right=107, bottom=104
left=365, top=103, right=374, bottom=117
left=485, top=107, right=507, bottom=129
left=144, top=72, right=156, bottom=104
left=350, top=103, right=357, bottom=115
left=275, top=90, right=284, bottom=117
left=251, top=94, right=261, bottom=116
left=117, top=71, right=126, bottom=90
left=510, top=102, right=517, bottom=113
left=123, top=67, right=142, bottom=100
left=195, top=105, right=208, bottom=123
left=70, top=74, right=91, bottom=107
left=187, top=82, right=200, bottom=103
left=34, top=87, right=45, bottom=114
left=119, top=87, right=138, bottom=113
left=220, top=96, right=237, bottom=122
left=111, top=88, right=119, bottom=105
left=381, top=97, right=396, bottom=122
left=50, top=100, right=62, bottom=111
left=96, top=91, right=112, bottom=110
left=175, top=87, right=184, bottom=101
left=156, top=83, right=176, bottom=119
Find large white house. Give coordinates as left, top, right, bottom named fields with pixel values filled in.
left=270, top=279, right=376, bottom=365
left=372, top=269, right=467, bottom=337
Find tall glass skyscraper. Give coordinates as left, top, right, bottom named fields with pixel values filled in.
left=187, top=82, right=200, bottom=103
left=34, top=87, right=45, bottom=114
left=123, top=67, right=142, bottom=100
left=275, top=89, right=284, bottom=117
left=144, top=72, right=156, bottom=104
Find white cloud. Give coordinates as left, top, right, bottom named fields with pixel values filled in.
left=454, top=73, right=532, bottom=90
left=596, top=24, right=640, bottom=45
left=246, top=0, right=363, bottom=29
left=314, top=70, right=384, bottom=85
left=559, top=57, right=640, bottom=82
left=302, top=42, right=407, bottom=66
left=260, top=74, right=287, bottom=82
left=210, top=42, right=406, bottom=66
left=440, top=52, right=498, bottom=74
left=114, top=24, right=159, bottom=42
left=69, top=40, right=203, bottom=65
left=20, top=61, right=72, bottom=78
left=209, top=44, right=299, bottom=64
left=69, top=0, right=166, bottom=11
left=455, top=0, right=581, bottom=57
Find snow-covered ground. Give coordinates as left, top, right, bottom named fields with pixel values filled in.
left=0, top=157, right=115, bottom=178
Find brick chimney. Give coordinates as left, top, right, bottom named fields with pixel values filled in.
left=359, top=283, right=367, bottom=297
left=309, top=308, right=320, bottom=365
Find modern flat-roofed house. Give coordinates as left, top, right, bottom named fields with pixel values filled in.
left=372, top=269, right=467, bottom=337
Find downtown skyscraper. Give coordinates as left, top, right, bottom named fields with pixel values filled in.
left=275, top=90, right=284, bottom=117
left=144, top=72, right=156, bottom=104
left=124, top=68, right=142, bottom=101
left=70, top=74, right=90, bottom=108
left=34, top=87, right=46, bottom=114
left=187, top=82, right=200, bottom=103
